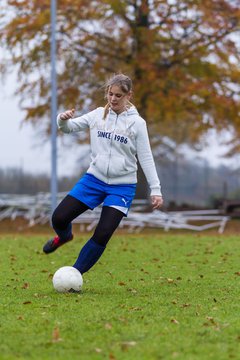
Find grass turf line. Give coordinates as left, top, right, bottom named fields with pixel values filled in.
left=0, top=232, right=240, bottom=360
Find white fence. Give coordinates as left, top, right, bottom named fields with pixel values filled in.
left=0, top=193, right=230, bottom=233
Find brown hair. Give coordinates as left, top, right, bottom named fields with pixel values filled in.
left=103, top=74, right=134, bottom=119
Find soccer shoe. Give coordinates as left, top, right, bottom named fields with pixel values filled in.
left=43, top=234, right=73, bottom=254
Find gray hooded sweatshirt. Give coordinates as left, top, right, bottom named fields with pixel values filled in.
left=57, top=106, right=162, bottom=196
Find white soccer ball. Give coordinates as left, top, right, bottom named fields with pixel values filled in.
left=52, top=266, right=83, bottom=293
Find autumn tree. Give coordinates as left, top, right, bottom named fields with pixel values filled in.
left=0, top=0, right=240, bottom=152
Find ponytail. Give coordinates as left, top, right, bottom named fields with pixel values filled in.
left=103, top=103, right=110, bottom=120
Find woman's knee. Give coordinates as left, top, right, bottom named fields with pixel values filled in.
left=92, top=224, right=114, bottom=246
left=52, top=210, right=68, bottom=229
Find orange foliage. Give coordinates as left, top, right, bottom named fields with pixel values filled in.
left=0, top=0, right=240, bottom=151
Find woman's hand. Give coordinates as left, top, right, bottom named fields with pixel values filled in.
left=59, top=108, right=75, bottom=121
left=151, top=195, right=163, bottom=210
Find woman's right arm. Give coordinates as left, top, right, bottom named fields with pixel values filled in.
left=57, top=108, right=97, bottom=133
left=58, top=108, right=75, bottom=121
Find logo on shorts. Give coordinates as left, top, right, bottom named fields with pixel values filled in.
left=122, top=198, right=128, bottom=206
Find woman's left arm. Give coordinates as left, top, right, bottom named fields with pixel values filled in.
left=151, top=195, right=164, bottom=210
left=136, top=119, right=163, bottom=209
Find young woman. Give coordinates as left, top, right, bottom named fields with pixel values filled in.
left=43, top=74, right=163, bottom=274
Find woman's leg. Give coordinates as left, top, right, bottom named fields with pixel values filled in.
left=52, top=195, right=90, bottom=238
left=73, top=206, right=124, bottom=274
left=43, top=195, right=90, bottom=253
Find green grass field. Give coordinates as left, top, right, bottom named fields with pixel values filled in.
left=0, top=230, right=240, bottom=360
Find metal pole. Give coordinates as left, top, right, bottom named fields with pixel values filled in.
left=50, top=0, right=58, bottom=215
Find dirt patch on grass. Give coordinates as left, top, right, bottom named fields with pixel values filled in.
left=0, top=218, right=81, bottom=236
left=0, top=217, right=239, bottom=236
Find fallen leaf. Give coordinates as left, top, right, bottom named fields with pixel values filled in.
left=171, top=319, right=179, bottom=324
left=127, top=288, right=137, bottom=294
left=52, top=326, right=62, bottom=342
left=181, top=303, right=191, bottom=308
left=141, top=268, right=149, bottom=274
left=121, top=341, right=137, bottom=350
left=206, top=316, right=216, bottom=324
left=118, top=281, right=126, bottom=286
left=128, top=306, right=142, bottom=311
left=104, top=323, right=112, bottom=330
left=22, top=283, right=29, bottom=289
left=23, top=301, right=32, bottom=305
left=122, top=341, right=136, bottom=346
left=118, top=317, right=128, bottom=323
left=203, top=316, right=219, bottom=328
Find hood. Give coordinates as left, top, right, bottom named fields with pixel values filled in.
left=126, top=106, right=139, bottom=116
left=109, top=106, right=139, bottom=117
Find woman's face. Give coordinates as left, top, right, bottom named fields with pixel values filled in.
left=107, top=85, right=131, bottom=114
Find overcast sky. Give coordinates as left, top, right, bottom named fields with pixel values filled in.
left=0, top=74, right=236, bottom=178
left=0, top=74, right=86, bottom=176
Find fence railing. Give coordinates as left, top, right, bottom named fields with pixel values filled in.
left=0, top=193, right=230, bottom=233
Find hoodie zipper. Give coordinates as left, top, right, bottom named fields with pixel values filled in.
left=106, top=113, right=118, bottom=182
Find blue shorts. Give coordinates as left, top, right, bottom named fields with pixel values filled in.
left=68, top=173, right=136, bottom=216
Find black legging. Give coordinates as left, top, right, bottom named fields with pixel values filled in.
left=52, top=195, right=124, bottom=246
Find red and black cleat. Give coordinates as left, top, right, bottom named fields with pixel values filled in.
left=43, top=235, right=73, bottom=254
